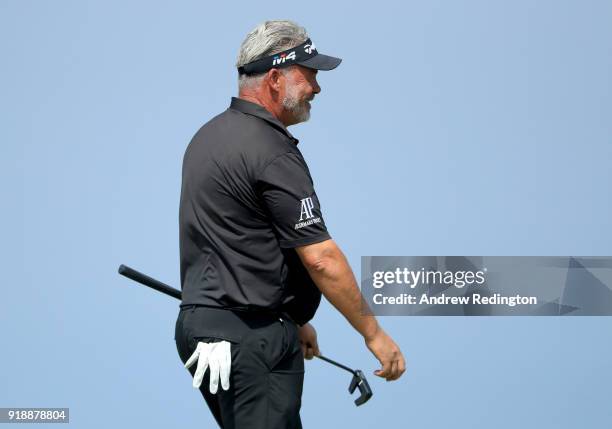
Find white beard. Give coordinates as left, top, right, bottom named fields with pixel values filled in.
left=282, top=84, right=311, bottom=124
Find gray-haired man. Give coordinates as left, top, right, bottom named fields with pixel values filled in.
left=175, top=20, right=405, bottom=429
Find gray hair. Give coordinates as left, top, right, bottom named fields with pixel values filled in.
left=236, top=20, right=309, bottom=91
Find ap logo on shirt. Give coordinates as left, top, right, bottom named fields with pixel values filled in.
left=295, top=197, right=321, bottom=230
left=299, top=197, right=315, bottom=221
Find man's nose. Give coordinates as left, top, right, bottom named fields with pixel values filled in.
left=312, top=79, right=321, bottom=95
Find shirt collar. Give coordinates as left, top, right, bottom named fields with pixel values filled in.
left=229, top=97, right=299, bottom=145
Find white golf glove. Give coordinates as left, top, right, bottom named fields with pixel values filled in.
left=184, top=340, right=231, bottom=394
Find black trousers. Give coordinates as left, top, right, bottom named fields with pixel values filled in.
left=175, top=306, right=304, bottom=429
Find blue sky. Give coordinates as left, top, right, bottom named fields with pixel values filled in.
left=2, top=1, right=611, bottom=428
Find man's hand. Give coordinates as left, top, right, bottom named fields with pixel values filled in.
left=184, top=341, right=231, bottom=393
left=365, top=328, right=405, bottom=381
left=297, top=323, right=320, bottom=360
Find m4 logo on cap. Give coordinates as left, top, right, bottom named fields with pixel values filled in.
left=272, top=51, right=296, bottom=66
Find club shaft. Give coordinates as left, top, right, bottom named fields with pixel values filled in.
left=118, top=264, right=182, bottom=300
left=315, top=354, right=356, bottom=375
left=118, top=264, right=357, bottom=375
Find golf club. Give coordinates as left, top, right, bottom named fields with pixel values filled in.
left=118, top=264, right=373, bottom=406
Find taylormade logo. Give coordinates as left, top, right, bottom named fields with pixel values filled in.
left=295, top=197, right=321, bottom=230
left=304, top=43, right=316, bottom=54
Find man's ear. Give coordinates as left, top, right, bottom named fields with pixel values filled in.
left=266, top=68, right=283, bottom=92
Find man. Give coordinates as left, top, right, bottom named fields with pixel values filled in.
left=175, top=20, right=405, bottom=429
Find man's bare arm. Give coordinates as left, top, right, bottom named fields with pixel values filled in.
left=295, top=239, right=406, bottom=381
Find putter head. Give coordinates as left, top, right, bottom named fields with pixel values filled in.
left=348, top=370, right=373, bottom=406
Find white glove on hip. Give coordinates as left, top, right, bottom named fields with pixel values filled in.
left=184, top=340, right=231, bottom=394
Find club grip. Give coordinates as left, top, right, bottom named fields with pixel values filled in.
left=118, top=264, right=182, bottom=300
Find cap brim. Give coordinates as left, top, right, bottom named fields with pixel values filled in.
left=298, top=53, right=342, bottom=71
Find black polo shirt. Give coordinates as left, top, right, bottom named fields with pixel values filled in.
left=179, top=97, right=330, bottom=324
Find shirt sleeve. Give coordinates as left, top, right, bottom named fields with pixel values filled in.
left=257, top=152, right=331, bottom=248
